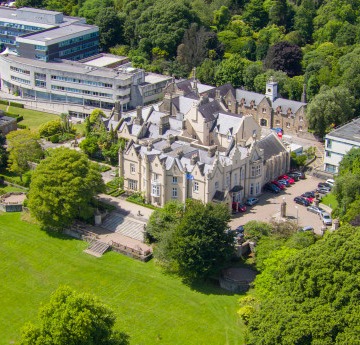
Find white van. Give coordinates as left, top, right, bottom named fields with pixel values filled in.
left=326, top=179, right=335, bottom=187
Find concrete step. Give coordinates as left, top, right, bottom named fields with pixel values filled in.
left=101, top=213, right=146, bottom=242
left=84, top=240, right=110, bottom=257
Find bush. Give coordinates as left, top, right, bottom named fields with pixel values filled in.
left=50, top=134, right=60, bottom=143
left=9, top=101, right=24, bottom=108
left=17, top=124, right=28, bottom=129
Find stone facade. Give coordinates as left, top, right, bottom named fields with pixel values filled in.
left=112, top=81, right=290, bottom=208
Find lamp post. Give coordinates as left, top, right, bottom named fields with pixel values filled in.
left=295, top=206, right=299, bottom=225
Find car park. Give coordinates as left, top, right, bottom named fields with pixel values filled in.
left=294, top=196, right=310, bottom=206
left=320, top=212, right=332, bottom=225
left=264, top=183, right=280, bottom=193
left=271, top=180, right=285, bottom=190
left=307, top=205, right=324, bottom=215
left=245, top=197, right=259, bottom=206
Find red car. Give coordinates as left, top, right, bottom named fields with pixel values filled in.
left=278, top=175, right=295, bottom=184
left=238, top=204, right=247, bottom=212
left=271, top=180, right=286, bottom=190
left=301, top=192, right=314, bottom=203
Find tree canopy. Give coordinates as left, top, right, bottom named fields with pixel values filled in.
left=6, top=130, right=43, bottom=180
left=19, top=286, right=129, bottom=345
left=28, top=147, right=105, bottom=230
left=147, top=199, right=234, bottom=281
left=248, top=224, right=360, bottom=344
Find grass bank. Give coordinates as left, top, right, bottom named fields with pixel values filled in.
left=0, top=212, right=243, bottom=345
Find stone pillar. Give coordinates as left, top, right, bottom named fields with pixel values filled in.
left=314, top=199, right=319, bottom=207
left=321, top=225, right=327, bottom=236
left=332, top=219, right=340, bottom=231
left=280, top=199, right=287, bottom=218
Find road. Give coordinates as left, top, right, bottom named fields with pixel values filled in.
left=229, top=175, right=330, bottom=235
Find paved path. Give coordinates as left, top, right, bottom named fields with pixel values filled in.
left=97, top=194, right=154, bottom=221
left=229, top=175, right=330, bottom=235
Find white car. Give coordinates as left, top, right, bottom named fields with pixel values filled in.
left=326, top=179, right=335, bottom=187
left=320, top=212, right=332, bottom=226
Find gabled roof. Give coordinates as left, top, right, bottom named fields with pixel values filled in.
left=206, top=83, right=235, bottom=99
left=212, top=112, right=243, bottom=135
left=256, top=132, right=287, bottom=161
left=236, top=89, right=266, bottom=106
left=198, top=100, right=223, bottom=122
left=272, top=98, right=306, bottom=114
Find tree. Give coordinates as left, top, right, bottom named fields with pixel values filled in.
left=264, top=41, right=303, bottom=77
left=38, top=119, right=63, bottom=138
left=171, top=200, right=234, bottom=281
left=196, top=58, right=219, bottom=85
left=19, top=286, right=129, bottom=345
left=28, top=148, right=105, bottom=230
left=149, top=199, right=234, bottom=281
left=0, top=133, right=7, bottom=169
left=248, top=224, right=360, bottom=344
left=243, top=220, right=272, bottom=242
left=78, top=0, right=114, bottom=24
left=215, top=54, right=251, bottom=88
left=213, top=5, right=231, bottom=30
left=242, top=0, right=268, bottom=31
left=95, top=8, right=124, bottom=51
left=307, top=85, right=356, bottom=137
left=6, top=130, right=43, bottom=180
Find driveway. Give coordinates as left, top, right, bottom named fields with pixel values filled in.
left=230, top=175, right=330, bottom=235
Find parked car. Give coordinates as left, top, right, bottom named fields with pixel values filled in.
left=287, top=173, right=300, bottom=181
left=264, top=183, right=280, bottom=193
left=301, top=192, right=315, bottom=203
left=294, top=196, right=310, bottom=206
left=278, top=175, right=295, bottom=184
left=326, top=179, right=335, bottom=186
left=318, top=182, right=332, bottom=189
left=235, top=225, right=244, bottom=233
left=271, top=180, right=286, bottom=190
left=246, top=197, right=259, bottom=206
left=299, top=225, right=314, bottom=232
left=290, top=170, right=306, bottom=179
left=320, top=212, right=332, bottom=225
left=278, top=179, right=290, bottom=186
left=238, top=204, right=247, bottom=212
left=307, top=205, right=324, bottom=215
left=317, top=187, right=331, bottom=194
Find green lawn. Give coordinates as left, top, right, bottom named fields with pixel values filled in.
left=0, top=104, right=59, bottom=130
left=320, top=193, right=338, bottom=210
left=0, top=213, right=244, bottom=345
left=0, top=185, right=27, bottom=194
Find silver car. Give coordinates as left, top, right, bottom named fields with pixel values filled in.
left=307, top=205, right=324, bottom=215
left=320, top=212, right=332, bottom=226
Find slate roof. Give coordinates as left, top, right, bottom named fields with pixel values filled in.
left=236, top=89, right=266, bottom=106
left=198, top=100, right=223, bottom=122
left=327, top=117, right=360, bottom=143
left=212, top=112, right=243, bottom=135
left=172, top=95, right=198, bottom=115
left=205, top=83, right=235, bottom=99
left=256, top=133, right=287, bottom=160
left=272, top=98, right=306, bottom=114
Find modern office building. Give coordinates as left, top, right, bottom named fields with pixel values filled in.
left=0, top=7, right=99, bottom=61
left=0, top=53, right=171, bottom=116
left=323, top=118, right=360, bottom=174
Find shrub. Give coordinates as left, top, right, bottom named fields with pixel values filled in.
left=17, top=124, right=28, bottom=129
left=50, top=134, right=60, bottom=143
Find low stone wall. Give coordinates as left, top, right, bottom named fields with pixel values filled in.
left=110, top=240, right=152, bottom=262
left=0, top=192, right=25, bottom=212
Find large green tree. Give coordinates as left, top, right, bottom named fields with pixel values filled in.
left=28, top=147, right=104, bottom=230
left=148, top=199, right=234, bottom=281
left=19, top=286, right=129, bottom=345
left=248, top=224, right=360, bottom=344
left=307, top=85, right=356, bottom=137
left=6, top=130, right=43, bottom=180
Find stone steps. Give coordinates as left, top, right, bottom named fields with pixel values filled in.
left=101, top=212, right=146, bottom=242
left=84, top=240, right=110, bottom=257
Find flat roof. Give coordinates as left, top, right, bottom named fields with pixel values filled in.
left=0, top=54, right=135, bottom=81
left=145, top=73, right=172, bottom=84
left=84, top=55, right=127, bottom=67
left=327, top=117, right=360, bottom=143
left=18, top=7, right=62, bottom=15
left=17, top=24, right=96, bottom=44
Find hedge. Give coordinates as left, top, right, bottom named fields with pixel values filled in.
left=0, top=100, right=24, bottom=108
left=17, top=124, right=28, bottom=129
